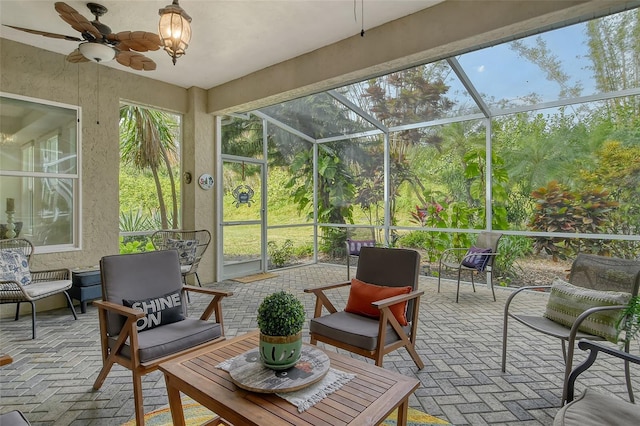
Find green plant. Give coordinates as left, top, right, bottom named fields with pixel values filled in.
left=529, top=181, right=619, bottom=260
left=119, top=236, right=155, bottom=254
left=493, top=235, right=532, bottom=279
left=267, top=239, right=294, bottom=268
left=257, top=291, right=306, bottom=336
left=617, top=296, right=640, bottom=346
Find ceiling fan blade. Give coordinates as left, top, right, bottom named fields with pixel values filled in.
left=54, top=2, right=103, bottom=41
left=5, top=25, right=82, bottom=42
left=66, top=49, right=90, bottom=63
left=116, top=51, right=157, bottom=71
left=108, top=31, right=161, bottom=52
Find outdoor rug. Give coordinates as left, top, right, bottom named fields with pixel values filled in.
left=122, top=396, right=452, bottom=425
left=232, top=272, right=278, bottom=283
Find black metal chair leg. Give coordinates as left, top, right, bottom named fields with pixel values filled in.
left=14, top=302, right=20, bottom=321
left=63, top=291, right=78, bottom=320
left=195, top=272, right=202, bottom=287
left=30, top=301, right=36, bottom=339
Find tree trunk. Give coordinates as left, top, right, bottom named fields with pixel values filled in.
left=151, top=165, right=168, bottom=229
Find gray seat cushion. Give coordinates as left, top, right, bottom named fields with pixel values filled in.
left=554, top=389, right=640, bottom=426
left=109, top=318, right=221, bottom=363
left=310, top=311, right=409, bottom=351
left=0, top=410, right=31, bottom=426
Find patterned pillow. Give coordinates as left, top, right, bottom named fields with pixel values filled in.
left=461, top=246, right=492, bottom=271
left=123, top=290, right=185, bottom=332
left=167, top=239, right=198, bottom=265
left=0, top=250, right=32, bottom=286
left=544, top=278, right=631, bottom=343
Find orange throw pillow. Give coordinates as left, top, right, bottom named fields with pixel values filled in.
left=345, top=278, right=412, bottom=326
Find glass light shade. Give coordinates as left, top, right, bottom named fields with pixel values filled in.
left=158, top=0, right=192, bottom=65
left=78, top=42, right=116, bottom=63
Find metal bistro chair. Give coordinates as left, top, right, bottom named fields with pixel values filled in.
left=554, top=339, right=640, bottom=426
left=0, top=238, right=77, bottom=339
left=345, top=238, right=376, bottom=281
left=151, top=229, right=211, bottom=286
left=437, top=232, right=502, bottom=303
left=503, top=253, right=640, bottom=404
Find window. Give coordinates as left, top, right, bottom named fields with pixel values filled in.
left=0, top=93, right=80, bottom=250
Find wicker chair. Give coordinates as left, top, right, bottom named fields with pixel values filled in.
left=503, top=254, right=640, bottom=404
left=151, top=229, right=211, bottom=286
left=0, top=238, right=77, bottom=339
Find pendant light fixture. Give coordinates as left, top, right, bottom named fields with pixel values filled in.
left=158, top=0, right=192, bottom=65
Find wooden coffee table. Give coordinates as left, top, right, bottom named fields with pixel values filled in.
left=159, top=330, right=420, bottom=425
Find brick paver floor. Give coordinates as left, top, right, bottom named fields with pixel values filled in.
left=1, top=263, right=637, bottom=425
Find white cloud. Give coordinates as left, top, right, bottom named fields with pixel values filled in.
left=477, top=65, right=485, bottom=73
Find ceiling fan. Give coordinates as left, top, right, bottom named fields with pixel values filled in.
left=5, top=2, right=161, bottom=71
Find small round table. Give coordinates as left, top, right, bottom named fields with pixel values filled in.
left=228, top=345, right=330, bottom=393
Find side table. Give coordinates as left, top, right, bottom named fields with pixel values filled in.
left=70, top=267, right=101, bottom=314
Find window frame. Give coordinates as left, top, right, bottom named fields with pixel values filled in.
left=0, top=92, right=82, bottom=253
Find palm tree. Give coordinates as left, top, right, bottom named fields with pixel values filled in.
left=119, top=104, right=179, bottom=229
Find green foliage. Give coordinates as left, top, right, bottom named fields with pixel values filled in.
left=119, top=210, right=153, bottom=232
left=617, top=296, right=640, bottom=346
left=293, top=244, right=314, bottom=258
left=257, top=291, right=306, bottom=336
left=397, top=230, right=450, bottom=263
left=529, top=181, right=619, bottom=259
left=493, top=235, right=533, bottom=282
left=267, top=239, right=295, bottom=268
left=287, top=143, right=354, bottom=256
left=319, top=227, right=347, bottom=258
left=119, top=236, right=154, bottom=254
left=119, top=104, right=180, bottom=230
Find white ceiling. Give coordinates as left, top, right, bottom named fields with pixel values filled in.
left=0, top=0, right=441, bottom=90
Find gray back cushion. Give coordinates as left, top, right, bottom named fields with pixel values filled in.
left=355, top=246, right=420, bottom=318
left=100, top=250, right=183, bottom=336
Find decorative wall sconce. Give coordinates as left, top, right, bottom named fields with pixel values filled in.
left=158, top=0, right=192, bottom=65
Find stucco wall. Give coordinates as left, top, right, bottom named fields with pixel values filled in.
left=0, top=38, right=209, bottom=317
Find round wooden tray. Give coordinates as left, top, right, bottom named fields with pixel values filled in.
left=228, top=345, right=330, bottom=393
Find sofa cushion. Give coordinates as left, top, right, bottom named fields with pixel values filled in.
left=345, top=278, right=412, bottom=326
left=123, top=290, right=185, bottom=332
left=461, top=246, right=492, bottom=271
left=167, top=239, right=197, bottom=265
left=544, top=278, right=631, bottom=343
left=0, top=250, right=31, bottom=286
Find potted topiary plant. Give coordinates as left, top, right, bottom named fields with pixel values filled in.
left=257, top=290, right=306, bottom=370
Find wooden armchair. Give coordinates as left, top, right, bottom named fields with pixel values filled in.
left=0, top=238, right=77, bottom=339
left=151, top=229, right=211, bottom=286
left=305, top=246, right=424, bottom=369
left=92, top=250, right=232, bottom=425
